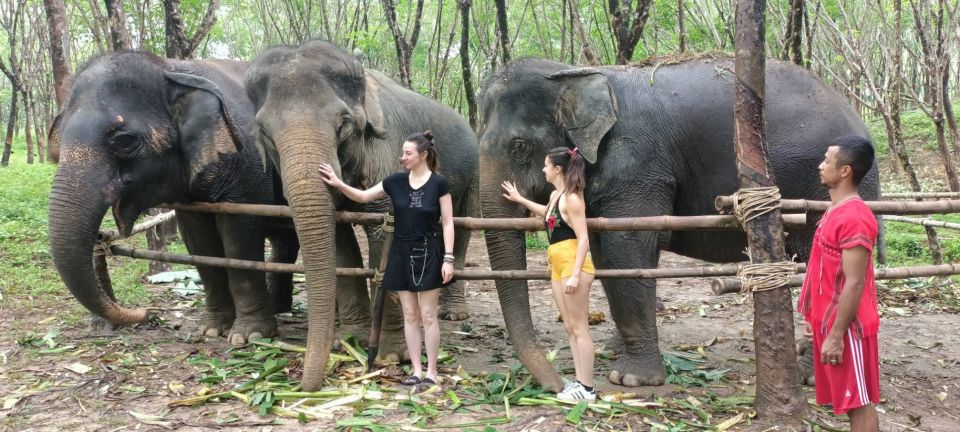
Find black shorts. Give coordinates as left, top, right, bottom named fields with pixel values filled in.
left=381, top=234, right=452, bottom=292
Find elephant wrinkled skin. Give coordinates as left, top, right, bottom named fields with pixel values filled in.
left=48, top=51, right=298, bottom=346
left=245, top=41, right=479, bottom=391
left=477, top=58, right=881, bottom=390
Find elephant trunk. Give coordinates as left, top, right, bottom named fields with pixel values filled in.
left=480, top=160, right=563, bottom=392
left=48, top=154, right=150, bottom=325
left=274, top=126, right=338, bottom=391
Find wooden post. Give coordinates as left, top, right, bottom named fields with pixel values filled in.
left=733, top=0, right=805, bottom=419
left=366, top=214, right=394, bottom=367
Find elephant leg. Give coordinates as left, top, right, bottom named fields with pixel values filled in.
left=335, top=224, right=373, bottom=343
left=266, top=229, right=299, bottom=314
left=597, top=231, right=667, bottom=387
left=796, top=338, right=815, bottom=386
left=439, top=227, right=472, bottom=321
left=177, top=211, right=236, bottom=337
left=216, top=214, right=278, bottom=346
left=362, top=223, right=409, bottom=364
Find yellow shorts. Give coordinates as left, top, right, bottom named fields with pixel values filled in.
left=546, top=239, right=595, bottom=281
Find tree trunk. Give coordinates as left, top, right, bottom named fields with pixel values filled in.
left=942, top=62, right=960, bottom=156
left=569, top=0, right=600, bottom=65
left=24, top=94, right=33, bottom=164
left=733, top=0, right=805, bottom=420
left=163, top=0, right=219, bottom=59
left=677, top=0, right=686, bottom=52
left=493, top=0, right=511, bottom=65
left=890, top=0, right=943, bottom=264
left=380, top=0, right=424, bottom=89
left=782, top=0, right=803, bottom=65
left=104, top=0, right=132, bottom=50
left=458, top=0, right=477, bottom=129
left=43, top=0, right=70, bottom=109
left=1, top=90, right=18, bottom=167
left=609, top=0, right=654, bottom=64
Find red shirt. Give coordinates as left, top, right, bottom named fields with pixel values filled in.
left=798, top=198, right=879, bottom=339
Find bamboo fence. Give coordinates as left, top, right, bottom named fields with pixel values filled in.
left=715, top=196, right=960, bottom=215
left=882, top=215, right=960, bottom=230
left=711, top=263, right=960, bottom=294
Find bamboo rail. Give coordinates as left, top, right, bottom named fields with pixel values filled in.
left=97, top=211, right=177, bottom=243
left=109, top=244, right=810, bottom=281
left=882, top=215, right=960, bottom=231
left=161, top=202, right=807, bottom=231
left=711, top=263, right=960, bottom=294
left=715, top=196, right=960, bottom=215
left=883, top=192, right=960, bottom=199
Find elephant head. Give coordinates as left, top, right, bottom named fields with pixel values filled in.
left=478, top=60, right=617, bottom=391
left=245, top=41, right=388, bottom=391
left=48, top=51, right=250, bottom=326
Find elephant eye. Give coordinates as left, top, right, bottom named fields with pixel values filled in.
left=509, top=137, right=531, bottom=165
left=337, top=114, right=355, bottom=142
left=109, top=131, right=141, bottom=157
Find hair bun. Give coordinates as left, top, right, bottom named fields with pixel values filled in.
left=424, top=130, right=434, bottom=143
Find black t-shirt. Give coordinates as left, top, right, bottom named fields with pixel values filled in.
left=382, top=172, right=450, bottom=241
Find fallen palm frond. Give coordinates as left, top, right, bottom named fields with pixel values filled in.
left=165, top=337, right=766, bottom=429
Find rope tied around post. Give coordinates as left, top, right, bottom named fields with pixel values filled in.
left=371, top=213, right=395, bottom=239
left=732, top=187, right=782, bottom=224
left=736, top=261, right=798, bottom=293
left=93, top=240, right=114, bottom=257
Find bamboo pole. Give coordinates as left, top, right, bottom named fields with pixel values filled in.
left=715, top=195, right=960, bottom=215
left=883, top=192, right=960, bottom=199
left=712, top=263, right=960, bottom=294
left=882, top=215, right=960, bottom=230
left=97, top=211, right=178, bottom=243
left=109, top=244, right=813, bottom=281
left=161, top=202, right=807, bottom=231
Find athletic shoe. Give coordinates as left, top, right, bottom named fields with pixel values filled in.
left=557, top=381, right=596, bottom=402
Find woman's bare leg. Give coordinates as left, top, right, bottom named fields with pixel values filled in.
left=397, top=291, right=423, bottom=378
left=418, top=289, right=441, bottom=381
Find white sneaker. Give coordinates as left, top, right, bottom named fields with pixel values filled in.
left=557, top=381, right=596, bottom=402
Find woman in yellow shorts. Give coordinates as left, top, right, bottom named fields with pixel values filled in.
left=501, top=146, right=597, bottom=402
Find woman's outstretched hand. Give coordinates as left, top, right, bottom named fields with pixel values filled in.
left=501, top=181, right=523, bottom=202
left=318, top=163, right=344, bottom=189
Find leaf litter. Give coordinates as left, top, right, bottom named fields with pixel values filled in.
left=152, top=336, right=757, bottom=430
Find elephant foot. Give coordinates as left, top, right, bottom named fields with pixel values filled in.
left=199, top=312, right=235, bottom=338
left=796, top=339, right=815, bottom=386
left=374, top=328, right=410, bottom=364
left=608, top=353, right=667, bottom=387
left=227, top=316, right=279, bottom=346
left=439, top=301, right=470, bottom=321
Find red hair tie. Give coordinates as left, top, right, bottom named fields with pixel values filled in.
left=568, top=147, right=578, bottom=158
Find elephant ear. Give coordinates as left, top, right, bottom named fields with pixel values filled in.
left=164, top=71, right=265, bottom=183
left=46, top=111, right=64, bottom=164
left=547, top=68, right=618, bottom=164
left=363, top=71, right=388, bottom=140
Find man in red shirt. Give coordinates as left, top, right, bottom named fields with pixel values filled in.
left=798, top=135, right=880, bottom=431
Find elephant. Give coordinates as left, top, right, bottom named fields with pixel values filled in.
left=477, top=57, right=881, bottom=390
left=245, top=40, right=479, bottom=391
left=48, top=51, right=299, bottom=346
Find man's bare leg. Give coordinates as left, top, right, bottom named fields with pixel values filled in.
left=847, top=404, right=879, bottom=432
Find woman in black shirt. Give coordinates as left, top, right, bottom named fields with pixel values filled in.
left=319, top=131, right=454, bottom=387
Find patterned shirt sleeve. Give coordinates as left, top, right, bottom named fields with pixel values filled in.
left=836, top=211, right=876, bottom=253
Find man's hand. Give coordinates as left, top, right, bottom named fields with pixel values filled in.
left=821, top=333, right=844, bottom=366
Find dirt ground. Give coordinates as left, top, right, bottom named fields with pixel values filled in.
left=2, top=230, right=959, bottom=431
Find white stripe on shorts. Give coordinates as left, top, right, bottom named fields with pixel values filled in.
left=847, top=329, right=868, bottom=406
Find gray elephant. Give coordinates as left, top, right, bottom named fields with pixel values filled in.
left=245, top=40, right=479, bottom=391
left=48, top=51, right=299, bottom=345
left=478, top=58, right=881, bottom=390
